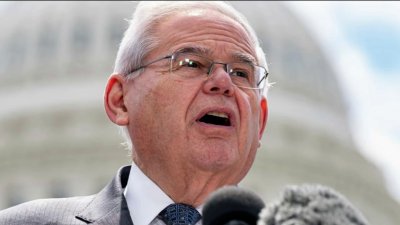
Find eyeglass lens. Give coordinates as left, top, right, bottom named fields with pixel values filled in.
left=170, top=53, right=266, bottom=89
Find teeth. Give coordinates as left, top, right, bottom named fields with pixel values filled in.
left=206, top=111, right=228, bottom=118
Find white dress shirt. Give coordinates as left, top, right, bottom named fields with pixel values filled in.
left=124, top=163, right=202, bottom=225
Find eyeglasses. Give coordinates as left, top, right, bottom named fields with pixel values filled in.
left=128, top=51, right=269, bottom=90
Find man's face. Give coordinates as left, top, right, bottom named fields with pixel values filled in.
left=121, top=10, right=267, bottom=185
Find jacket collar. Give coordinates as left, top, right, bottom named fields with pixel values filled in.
left=75, top=165, right=133, bottom=225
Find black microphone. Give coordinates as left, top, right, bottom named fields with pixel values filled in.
left=258, top=184, right=369, bottom=225
left=202, top=186, right=265, bottom=225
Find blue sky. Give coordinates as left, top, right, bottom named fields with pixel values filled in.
left=338, top=7, right=400, bottom=75
left=286, top=2, right=400, bottom=203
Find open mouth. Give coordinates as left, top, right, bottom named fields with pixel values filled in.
left=198, top=112, right=231, bottom=126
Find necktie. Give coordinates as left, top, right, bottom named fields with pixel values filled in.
left=158, top=203, right=202, bottom=225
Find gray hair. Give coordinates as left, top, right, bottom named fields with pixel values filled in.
left=113, top=1, right=269, bottom=152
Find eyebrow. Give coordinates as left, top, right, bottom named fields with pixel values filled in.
left=175, top=46, right=210, bottom=56
left=232, top=52, right=257, bottom=65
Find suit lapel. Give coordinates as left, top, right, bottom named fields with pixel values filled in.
left=75, top=166, right=134, bottom=225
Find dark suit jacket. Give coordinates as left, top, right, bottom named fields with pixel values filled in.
left=0, top=166, right=133, bottom=225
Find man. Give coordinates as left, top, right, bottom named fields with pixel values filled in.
left=0, top=1, right=269, bottom=225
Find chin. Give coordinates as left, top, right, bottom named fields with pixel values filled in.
left=193, top=147, right=239, bottom=172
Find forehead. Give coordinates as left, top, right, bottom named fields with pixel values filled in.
left=151, top=10, right=256, bottom=62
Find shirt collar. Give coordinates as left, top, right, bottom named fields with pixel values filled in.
left=124, top=162, right=174, bottom=225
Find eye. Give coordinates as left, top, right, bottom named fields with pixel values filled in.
left=230, top=69, right=249, bottom=79
left=172, top=58, right=204, bottom=72
left=171, top=53, right=211, bottom=77
left=229, top=63, right=255, bottom=81
left=180, top=58, right=201, bottom=68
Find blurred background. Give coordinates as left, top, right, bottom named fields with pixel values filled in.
left=0, top=1, right=399, bottom=224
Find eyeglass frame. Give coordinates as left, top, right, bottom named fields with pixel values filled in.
left=125, top=51, right=269, bottom=90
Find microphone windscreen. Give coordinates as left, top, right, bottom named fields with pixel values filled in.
left=203, top=186, right=265, bottom=225
left=258, top=184, right=369, bottom=225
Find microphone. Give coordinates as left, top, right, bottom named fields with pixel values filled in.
left=258, top=184, right=369, bottom=225
left=202, top=186, right=265, bottom=225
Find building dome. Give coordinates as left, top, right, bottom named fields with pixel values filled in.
left=0, top=2, right=399, bottom=224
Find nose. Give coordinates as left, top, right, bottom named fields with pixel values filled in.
left=202, top=65, right=235, bottom=96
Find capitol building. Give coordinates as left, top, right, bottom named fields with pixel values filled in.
left=0, top=2, right=399, bottom=224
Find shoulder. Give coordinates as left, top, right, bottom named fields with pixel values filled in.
left=0, top=195, right=95, bottom=225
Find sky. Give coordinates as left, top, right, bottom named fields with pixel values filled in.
left=285, top=2, right=400, bottom=203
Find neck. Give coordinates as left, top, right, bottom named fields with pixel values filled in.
left=165, top=172, right=235, bottom=207
left=135, top=160, right=240, bottom=207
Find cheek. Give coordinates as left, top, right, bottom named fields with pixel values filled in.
left=155, top=82, right=187, bottom=122
left=250, top=98, right=261, bottom=129
left=248, top=93, right=262, bottom=128
left=237, top=91, right=261, bottom=145
left=132, top=77, right=198, bottom=134
left=132, top=76, right=182, bottom=112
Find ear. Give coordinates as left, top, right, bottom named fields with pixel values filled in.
left=258, top=96, right=268, bottom=139
left=104, top=74, right=129, bottom=125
